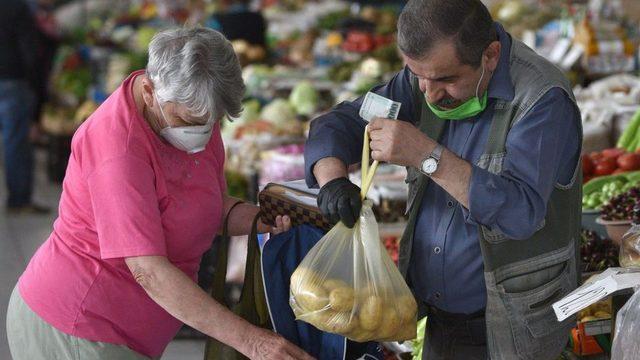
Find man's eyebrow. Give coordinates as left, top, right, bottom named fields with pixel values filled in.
left=407, top=67, right=457, bottom=82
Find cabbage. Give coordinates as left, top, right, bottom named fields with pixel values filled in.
left=134, top=26, right=157, bottom=53
left=232, top=99, right=261, bottom=124
left=289, top=81, right=319, bottom=116
left=359, top=58, right=384, bottom=78
left=260, top=98, right=296, bottom=128
left=243, top=65, right=273, bottom=95
left=223, top=99, right=261, bottom=138
left=412, top=317, right=427, bottom=360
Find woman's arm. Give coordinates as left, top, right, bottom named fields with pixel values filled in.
left=222, top=195, right=289, bottom=235
left=125, top=256, right=313, bottom=360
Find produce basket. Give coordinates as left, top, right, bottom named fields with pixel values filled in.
left=595, top=217, right=633, bottom=245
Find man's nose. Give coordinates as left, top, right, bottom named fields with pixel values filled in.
left=420, top=79, right=444, bottom=103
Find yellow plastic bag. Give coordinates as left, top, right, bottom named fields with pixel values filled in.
left=290, top=127, right=417, bottom=342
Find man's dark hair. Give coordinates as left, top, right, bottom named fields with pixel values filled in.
left=397, top=0, right=497, bottom=67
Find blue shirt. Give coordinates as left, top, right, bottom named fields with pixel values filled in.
left=304, top=24, right=581, bottom=314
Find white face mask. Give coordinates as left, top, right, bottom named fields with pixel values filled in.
left=155, top=93, right=213, bottom=154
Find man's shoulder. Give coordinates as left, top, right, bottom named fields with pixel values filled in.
left=508, top=40, right=571, bottom=90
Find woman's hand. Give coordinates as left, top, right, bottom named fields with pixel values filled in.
left=244, top=327, right=315, bottom=360
left=270, top=215, right=291, bottom=235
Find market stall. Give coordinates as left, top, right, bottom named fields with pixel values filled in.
left=18, top=0, right=640, bottom=359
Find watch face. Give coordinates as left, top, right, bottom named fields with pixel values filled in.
left=422, top=158, right=438, bottom=174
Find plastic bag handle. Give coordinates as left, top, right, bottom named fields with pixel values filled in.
left=361, top=126, right=379, bottom=199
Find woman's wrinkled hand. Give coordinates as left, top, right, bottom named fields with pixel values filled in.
left=270, top=215, right=291, bottom=235
left=246, top=327, right=315, bottom=360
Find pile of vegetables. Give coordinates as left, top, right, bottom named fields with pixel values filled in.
left=581, top=229, right=619, bottom=272
left=583, top=148, right=640, bottom=183
left=577, top=300, right=612, bottom=323
left=601, top=187, right=640, bottom=222
left=582, top=171, right=640, bottom=210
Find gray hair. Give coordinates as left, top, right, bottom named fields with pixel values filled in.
left=146, top=27, right=245, bottom=122
left=397, top=0, right=496, bottom=67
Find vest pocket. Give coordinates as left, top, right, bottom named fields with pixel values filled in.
left=486, top=251, right=576, bottom=359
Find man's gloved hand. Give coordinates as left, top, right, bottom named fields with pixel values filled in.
left=317, top=177, right=362, bottom=228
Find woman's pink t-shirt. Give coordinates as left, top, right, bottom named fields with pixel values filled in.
left=19, top=71, right=226, bottom=358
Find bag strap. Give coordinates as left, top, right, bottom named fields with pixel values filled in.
left=236, top=211, right=264, bottom=317
left=211, top=201, right=245, bottom=305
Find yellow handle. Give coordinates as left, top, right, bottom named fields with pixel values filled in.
left=361, top=126, right=379, bottom=200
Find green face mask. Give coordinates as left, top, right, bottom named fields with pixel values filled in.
left=426, top=64, right=488, bottom=120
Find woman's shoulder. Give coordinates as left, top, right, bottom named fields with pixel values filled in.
left=71, top=88, right=155, bottom=173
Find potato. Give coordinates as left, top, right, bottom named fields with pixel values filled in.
left=303, top=310, right=334, bottom=331
left=329, top=287, right=355, bottom=312
left=323, top=279, right=349, bottom=292
left=358, top=284, right=381, bottom=299
left=291, top=268, right=321, bottom=289
left=358, top=296, right=383, bottom=331
left=294, top=283, right=329, bottom=312
left=326, top=311, right=358, bottom=334
left=346, top=327, right=375, bottom=343
left=394, top=323, right=418, bottom=341
left=594, top=311, right=611, bottom=319
left=377, top=307, right=401, bottom=338
left=397, top=295, right=418, bottom=321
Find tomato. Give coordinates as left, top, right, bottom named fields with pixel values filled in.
left=617, top=153, right=640, bottom=171
left=602, top=148, right=626, bottom=160
left=582, top=155, right=595, bottom=176
left=597, top=156, right=617, bottom=168
left=589, top=151, right=604, bottom=163
left=594, top=161, right=617, bottom=176
left=583, top=175, right=593, bottom=184
left=613, top=168, right=629, bottom=174
left=635, top=148, right=640, bottom=155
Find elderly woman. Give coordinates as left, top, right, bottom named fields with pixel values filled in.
left=6, top=27, right=313, bottom=360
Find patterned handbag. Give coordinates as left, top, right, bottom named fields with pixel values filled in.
left=258, top=182, right=333, bottom=232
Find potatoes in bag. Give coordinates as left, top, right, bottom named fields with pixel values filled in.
left=290, top=127, right=417, bottom=342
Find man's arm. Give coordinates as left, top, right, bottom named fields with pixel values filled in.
left=369, top=88, right=581, bottom=240
left=304, top=67, right=416, bottom=188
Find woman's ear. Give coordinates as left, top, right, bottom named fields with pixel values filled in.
left=141, top=78, right=155, bottom=108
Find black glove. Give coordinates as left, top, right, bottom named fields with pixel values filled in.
left=317, top=177, right=362, bottom=228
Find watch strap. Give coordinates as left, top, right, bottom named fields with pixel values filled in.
left=431, top=144, right=444, bottom=162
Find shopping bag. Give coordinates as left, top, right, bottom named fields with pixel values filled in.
left=620, top=225, right=640, bottom=268
left=289, top=127, right=417, bottom=342
left=611, top=288, right=640, bottom=360
left=204, top=204, right=271, bottom=360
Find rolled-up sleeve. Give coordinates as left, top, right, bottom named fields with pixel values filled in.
left=304, top=67, right=415, bottom=187
left=464, top=88, right=581, bottom=240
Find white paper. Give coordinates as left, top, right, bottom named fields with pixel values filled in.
left=553, top=268, right=640, bottom=322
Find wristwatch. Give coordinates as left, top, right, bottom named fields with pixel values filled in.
left=419, top=144, right=444, bottom=176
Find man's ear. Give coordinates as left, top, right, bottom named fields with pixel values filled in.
left=484, top=41, right=501, bottom=73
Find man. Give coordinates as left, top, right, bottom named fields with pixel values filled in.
left=0, top=0, right=49, bottom=214
left=305, top=0, right=581, bottom=359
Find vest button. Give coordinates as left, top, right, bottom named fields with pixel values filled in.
left=447, top=200, right=454, bottom=208
left=434, top=246, right=441, bottom=254
left=434, top=292, right=441, bottom=299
